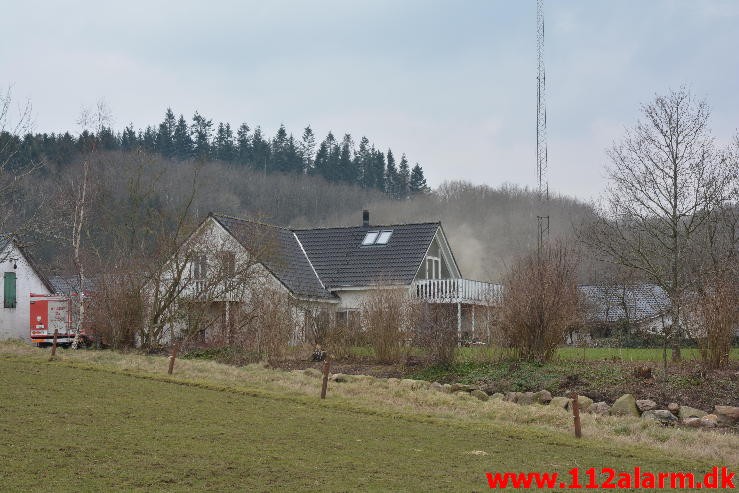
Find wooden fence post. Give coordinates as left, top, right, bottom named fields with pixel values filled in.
left=168, top=344, right=179, bottom=375
left=570, top=392, right=582, bottom=439
left=320, top=358, right=331, bottom=399
left=48, top=329, right=58, bottom=361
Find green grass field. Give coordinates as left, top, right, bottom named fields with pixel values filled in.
left=0, top=350, right=730, bottom=492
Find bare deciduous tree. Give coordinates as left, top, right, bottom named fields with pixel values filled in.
left=582, top=89, right=735, bottom=361
left=0, top=87, right=43, bottom=240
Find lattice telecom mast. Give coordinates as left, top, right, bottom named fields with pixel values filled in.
left=536, top=0, right=549, bottom=253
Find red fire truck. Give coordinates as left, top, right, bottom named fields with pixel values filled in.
left=29, top=293, right=89, bottom=346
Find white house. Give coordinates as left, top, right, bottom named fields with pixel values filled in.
left=168, top=211, right=501, bottom=345
left=0, top=235, right=55, bottom=341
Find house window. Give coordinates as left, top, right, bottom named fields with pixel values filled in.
left=376, top=231, right=392, bottom=244
left=361, top=230, right=393, bottom=246
left=219, top=252, right=235, bottom=278
left=426, top=257, right=441, bottom=279
left=192, top=254, right=208, bottom=280
left=336, top=310, right=360, bottom=332
left=3, top=272, right=16, bottom=309
left=362, top=231, right=379, bottom=245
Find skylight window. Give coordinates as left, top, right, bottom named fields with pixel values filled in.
left=376, top=230, right=393, bottom=244
left=362, top=231, right=379, bottom=245
left=362, top=230, right=393, bottom=246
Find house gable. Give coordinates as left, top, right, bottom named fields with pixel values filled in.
left=209, top=214, right=336, bottom=301
left=412, top=226, right=462, bottom=282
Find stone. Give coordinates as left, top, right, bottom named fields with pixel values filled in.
left=699, top=414, right=719, bottom=428
left=589, top=402, right=611, bottom=415
left=573, top=395, right=593, bottom=412
left=330, top=373, right=349, bottom=383
left=429, top=381, right=444, bottom=392
left=549, top=396, right=570, bottom=409
left=533, top=390, right=553, bottom=404
left=641, top=410, right=678, bottom=425
left=714, top=405, right=739, bottom=426
left=505, top=392, right=522, bottom=403
left=678, top=406, right=707, bottom=420
left=636, top=399, right=658, bottom=413
left=667, top=402, right=680, bottom=414
left=471, top=389, right=489, bottom=402
left=683, top=417, right=701, bottom=428
left=450, top=383, right=476, bottom=393
left=490, top=392, right=504, bottom=400
left=610, top=394, right=640, bottom=417
left=517, top=392, right=536, bottom=405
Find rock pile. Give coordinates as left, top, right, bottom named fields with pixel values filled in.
left=321, top=372, right=738, bottom=430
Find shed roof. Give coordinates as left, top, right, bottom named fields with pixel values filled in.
left=580, top=284, right=670, bottom=323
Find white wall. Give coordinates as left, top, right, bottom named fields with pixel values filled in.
left=0, top=242, right=52, bottom=341
left=334, top=286, right=409, bottom=311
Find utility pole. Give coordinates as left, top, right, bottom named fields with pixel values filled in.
left=536, top=0, right=549, bottom=254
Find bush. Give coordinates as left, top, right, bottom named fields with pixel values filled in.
left=87, top=272, right=142, bottom=349
left=413, top=303, right=457, bottom=365
left=499, top=242, right=581, bottom=362
left=688, top=270, right=739, bottom=369
left=361, top=289, right=416, bottom=364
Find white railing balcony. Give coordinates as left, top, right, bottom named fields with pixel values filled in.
left=411, top=278, right=502, bottom=305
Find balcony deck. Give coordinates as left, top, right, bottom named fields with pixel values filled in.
left=411, top=278, right=502, bottom=305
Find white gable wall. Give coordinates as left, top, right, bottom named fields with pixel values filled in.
left=0, top=242, right=52, bottom=341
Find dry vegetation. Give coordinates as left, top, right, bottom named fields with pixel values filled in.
left=2, top=341, right=735, bottom=468
left=499, top=242, right=581, bottom=362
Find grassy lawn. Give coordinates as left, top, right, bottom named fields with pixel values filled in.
left=0, top=352, right=728, bottom=492
left=453, top=346, right=739, bottom=363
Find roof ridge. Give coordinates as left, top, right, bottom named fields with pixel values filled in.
left=292, top=221, right=441, bottom=232
left=210, top=212, right=293, bottom=231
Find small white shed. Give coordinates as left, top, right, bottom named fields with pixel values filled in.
left=0, top=236, right=54, bottom=341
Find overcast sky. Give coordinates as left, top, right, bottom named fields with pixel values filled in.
left=3, top=0, right=738, bottom=200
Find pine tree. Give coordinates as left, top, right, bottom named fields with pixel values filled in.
left=271, top=124, right=289, bottom=173
left=385, top=149, right=398, bottom=196
left=409, top=164, right=430, bottom=195
left=367, top=147, right=386, bottom=190
left=312, top=140, right=329, bottom=178
left=213, top=122, right=235, bottom=162
left=156, top=108, right=176, bottom=157
left=173, top=115, right=193, bottom=160
left=398, top=153, right=410, bottom=199
left=299, top=125, right=316, bottom=174
left=140, top=126, right=157, bottom=152
left=285, top=134, right=303, bottom=173
left=191, top=112, right=213, bottom=159
left=236, top=123, right=251, bottom=165
left=355, top=136, right=372, bottom=188
left=314, top=132, right=339, bottom=181
left=339, top=134, right=355, bottom=183
left=121, top=124, right=137, bottom=151
left=251, top=126, right=270, bottom=173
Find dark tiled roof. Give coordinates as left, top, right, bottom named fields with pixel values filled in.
left=49, top=276, right=97, bottom=295
left=294, top=223, right=440, bottom=289
left=580, top=284, right=670, bottom=323
left=211, top=214, right=335, bottom=300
